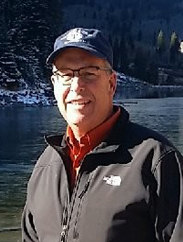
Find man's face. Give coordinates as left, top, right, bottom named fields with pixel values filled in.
left=52, top=48, right=117, bottom=136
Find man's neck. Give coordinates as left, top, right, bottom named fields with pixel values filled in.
left=68, top=108, right=116, bottom=141
left=70, top=126, right=86, bottom=141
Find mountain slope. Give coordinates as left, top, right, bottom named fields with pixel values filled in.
left=0, top=0, right=62, bottom=90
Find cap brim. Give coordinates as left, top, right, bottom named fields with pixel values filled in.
left=46, top=43, right=107, bottom=65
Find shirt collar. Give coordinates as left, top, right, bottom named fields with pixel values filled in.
left=66, top=106, right=121, bottom=152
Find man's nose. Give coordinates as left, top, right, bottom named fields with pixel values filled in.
left=70, top=76, right=85, bottom=92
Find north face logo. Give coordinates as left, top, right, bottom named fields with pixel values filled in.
left=103, top=175, right=122, bottom=186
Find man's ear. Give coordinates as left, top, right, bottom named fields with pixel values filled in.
left=51, top=64, right=56, bottom=85
left=51, top=75, right=55, bottom=85
left=109, top=71, right=117, bottom=95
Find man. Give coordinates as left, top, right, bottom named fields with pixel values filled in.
left=22, top=28, right=183, bottom=242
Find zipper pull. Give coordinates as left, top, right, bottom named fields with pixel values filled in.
left=60, top=225, right=67, bottom=242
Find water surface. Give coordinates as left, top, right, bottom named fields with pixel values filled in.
left=0, top=98, right=183, bottom=241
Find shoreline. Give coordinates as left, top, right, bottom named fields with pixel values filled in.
left=1, top=84, right=183, bottom=107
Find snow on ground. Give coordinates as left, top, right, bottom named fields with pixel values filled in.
left=115, top=73, right=183, bottom=99
left=0, top=88, right=54, bottom=106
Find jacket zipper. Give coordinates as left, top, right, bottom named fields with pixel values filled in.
left=60, top=172, right=82, bottom=242
left=60, top=155, right=92, bottom=242
left=78, top=180, right=90, bottom=199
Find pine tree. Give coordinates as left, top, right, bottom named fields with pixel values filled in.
left=137, top=29, right=142, bottom=42
left=152, top=31, right=156, bottom=47
left=119, top=36, right=128, bottom=73
left=93, top=11, right=97, bottom=19
left=133, top=48, right=148, bottom=81
left=169, top=31, right=180, bottom=63
left=0, top=42, right=22, bottom=90
left=108, top=34, right=113, bottom=46
left=156, top=30, right=166, bottom=57
left=128, top=34, right=135, bottom=51
left=113, top=38, right=120, bottom=70
left=146, top=62, right=158, bottom=85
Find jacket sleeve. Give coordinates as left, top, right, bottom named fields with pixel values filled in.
left=153, top=150, right=183, bottom=242
left=21, top=203, right=39, bottom=242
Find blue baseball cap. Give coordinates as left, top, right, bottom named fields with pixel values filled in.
left=46, top=28, right=113, bottom=67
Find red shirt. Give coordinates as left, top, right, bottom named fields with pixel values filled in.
left=66, top=107, right=120, bottom=182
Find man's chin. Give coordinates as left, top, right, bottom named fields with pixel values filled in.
left=67, top=108, right=90, bottom=119
left=68, top=117, right=87, bottom=126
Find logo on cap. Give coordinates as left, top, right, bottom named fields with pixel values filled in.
left=63, top=28, right=91, bottom=44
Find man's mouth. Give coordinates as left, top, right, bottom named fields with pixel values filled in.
left=68, top=100, right=90, bottom=105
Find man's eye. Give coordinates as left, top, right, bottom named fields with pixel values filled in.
left=83, top=72, right=96, bottom=76
left=62, top=73, right=73, bottom=77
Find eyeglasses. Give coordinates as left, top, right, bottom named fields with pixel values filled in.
left=51, top=66, right=112, bottom=85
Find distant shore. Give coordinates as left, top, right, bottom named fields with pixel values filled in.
left=1, top=74, right=183, bottom=106
left=115, top=84, right=183, bottom=99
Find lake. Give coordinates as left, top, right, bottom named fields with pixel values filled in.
left=0, top=97, right=183, bottom=242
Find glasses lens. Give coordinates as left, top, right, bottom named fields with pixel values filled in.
left=56, top=70, right=73, bottom=84
left=80, top=67, right=98, bottom=80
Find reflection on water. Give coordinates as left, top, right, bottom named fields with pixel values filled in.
left=120, top=98, right=183, bottom=153
left=0, top=106, right=67, bottom=241
left=0, top=98, right=183, bottom=241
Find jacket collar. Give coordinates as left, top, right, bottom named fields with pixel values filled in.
left=45, top=106, right=130, bottom=153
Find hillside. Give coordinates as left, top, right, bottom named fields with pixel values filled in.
left=62, top=0, right=183, bottom=84
left=0, top=0, right=183, bottom=102
left=0, top=0, right=62, bottom=91
left=62, top=0, right=183, bottom=42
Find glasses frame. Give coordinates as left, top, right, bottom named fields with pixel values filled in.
left=51, top=65, right=113, bottom=86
